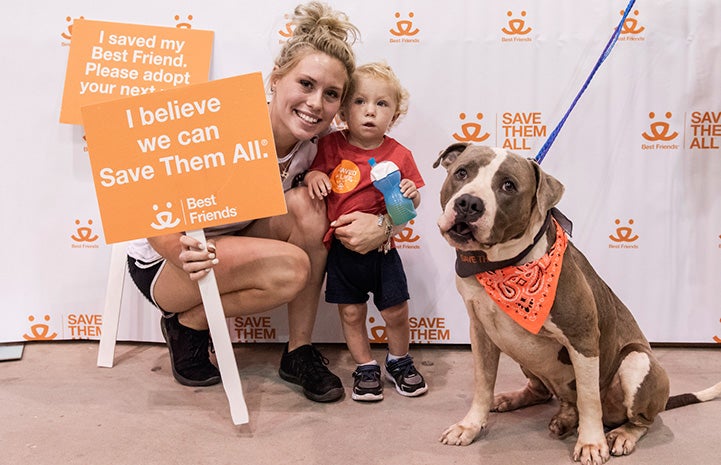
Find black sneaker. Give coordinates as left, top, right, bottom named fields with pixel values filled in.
left=160, top=314, right=221, bottom=387
left=352, top=364, right=383, bottom=402
left=279, top=344, right=344, bottom=402
left=385, top=354, right=428, bottom=397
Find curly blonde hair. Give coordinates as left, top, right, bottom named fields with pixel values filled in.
left=344, top=61, right=410, bottom=129
left=271, top=2, right=360, bottom=99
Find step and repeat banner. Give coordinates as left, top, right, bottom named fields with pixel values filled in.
left=2, top=0, right=719, bottom=345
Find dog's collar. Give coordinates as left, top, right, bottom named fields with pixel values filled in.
left=455, top=208, right=572, bottom=278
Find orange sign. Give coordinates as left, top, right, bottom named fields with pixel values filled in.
left=81, top=73, right=285, bottom=244
left=60, top=19, right=214, bottom=125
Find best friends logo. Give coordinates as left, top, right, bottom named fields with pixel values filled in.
left=501, top=10, right=533, bottom=43
left=23, top=315, right=58, bottom=341
left=71, top=218, right=101, bottom=248
left=277, top=14, right=295, bottom=43
left=452, top=112, right=491, bottom=143
left=618, top=8, right=646, bottom=42
left=641, top=111, right=679, bottom=150
left=389, top=11, right=421, bottom=44
left=450, top=110, right=547, bottom=151
left=174, top=14, right=193, bottom=29
left=608, top=218, right=639, bottom=249
left=61, top=15, right=84, bottom=46
left=394, top=220, right=421, bottom=249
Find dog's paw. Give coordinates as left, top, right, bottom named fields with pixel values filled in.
left=572, top=439, right=611, bottom=465
left=548, top=401, right=578, bottom=439
left=439, top=422, right=483, bottom=446
left=606, top=431, right=635, bottom=457
left=605, top=423, right=647, bottom=456
left=492, top=389, right=552, bottom=412
left=492, top=392, right=518, bottom=412
left=549, top=416, right=575, bottom=439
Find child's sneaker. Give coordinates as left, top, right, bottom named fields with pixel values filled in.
left=352, top=364, right=383, bottom=401
left=385, top=354, right=428, bottom=397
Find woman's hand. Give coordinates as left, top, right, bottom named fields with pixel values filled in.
left=332, top=211, right=387, bottom=254
left=178, top=235, right=219, bottom=281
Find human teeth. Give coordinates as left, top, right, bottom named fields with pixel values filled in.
left=296, top=111, right=319, bottom=124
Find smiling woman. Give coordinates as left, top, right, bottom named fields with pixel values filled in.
left=125, top=1, right=363, bottom=403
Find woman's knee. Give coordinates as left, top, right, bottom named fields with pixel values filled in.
left=267, top=247, right=311, bottom=299
left=285, top=187, right=328, bottom=240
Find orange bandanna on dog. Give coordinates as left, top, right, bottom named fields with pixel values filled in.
left=476, top=217, right=567, bottom=335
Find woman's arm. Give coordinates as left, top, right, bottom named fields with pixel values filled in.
left=331, top=211, right=390, bottom=254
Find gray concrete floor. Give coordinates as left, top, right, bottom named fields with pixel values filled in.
left=2, top=341, right=720, bottom=465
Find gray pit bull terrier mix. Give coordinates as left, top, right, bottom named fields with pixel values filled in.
left=434, top=143, right=721, bottom=465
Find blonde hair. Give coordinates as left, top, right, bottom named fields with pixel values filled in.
left=344, top=61, right=410, bottom=129
left=272, top=2, right=360, bottom=98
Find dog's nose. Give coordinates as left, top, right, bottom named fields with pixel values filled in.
left=453, top=194, right=484, bottom=221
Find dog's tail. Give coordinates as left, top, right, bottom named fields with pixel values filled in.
left=665, top=381, right=721, bottom=410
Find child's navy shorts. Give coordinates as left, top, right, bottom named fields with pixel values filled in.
left=325, top=238, right=409, bottom=311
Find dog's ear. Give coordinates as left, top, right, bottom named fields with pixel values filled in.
left=433, top=143, right=470, bottom=170
left=530, top=159, right=564, bottom=214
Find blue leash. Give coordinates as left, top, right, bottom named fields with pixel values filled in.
left=535, top=0, right=636, bottom=164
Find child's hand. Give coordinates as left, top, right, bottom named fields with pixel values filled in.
left=305, top=170, right=332, bottom=200
left=400, top=179, right=418, bottom=199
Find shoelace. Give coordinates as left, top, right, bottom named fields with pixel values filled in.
left=388, top=356, right=416, bottom=377
left=308, top=347, right=330, bottom=370
left=355, top=365, right=379, bottom=381
left=183, top=327, right=210, bottom=362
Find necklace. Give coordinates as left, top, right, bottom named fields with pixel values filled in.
left=278, top=156, right=294, bottom=181
left=277, top=145, right=298, bottom=181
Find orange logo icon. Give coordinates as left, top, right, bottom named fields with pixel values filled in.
left=330, top=159, right=361, bottom=194
left=390, top=12, right=419, bottom=37
left=714, top=319, right=721, bottom=343
left=174, top=14, right=193, bottom=29
left=278, top=14, right=295, bottom=39
left=502, top=11, right=532, bottom=35
left=620, top=9, right=645, bottom=35
left=23, top=315, right=58, bottom=341
left=453, top=112, right=490, bottom=142
left=71, top=219, right=99, bottom=243
left=642, top=112, right=678, bottom=141
left=609, top=219, right=639, bottom=243
left=368, top=317, right=388, bottom=343
left=395, top=219, right=420, bottom=244
left=61, top=15, right=84, bottom=42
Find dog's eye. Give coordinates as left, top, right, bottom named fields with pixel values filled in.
left=454, top=168, right=468, bottom=180
left=501, top=180, right=516, bottom=192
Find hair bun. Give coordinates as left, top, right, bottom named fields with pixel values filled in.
left=291, top=1, right=359, bottom=44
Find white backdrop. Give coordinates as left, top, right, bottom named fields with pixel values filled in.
left=1, top=0, right=720, bottom=345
